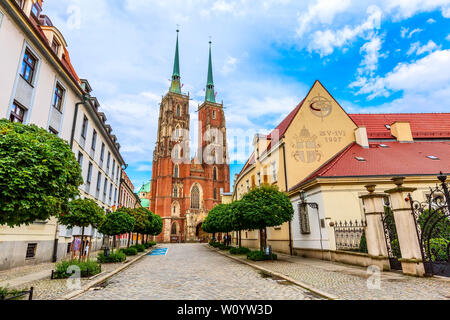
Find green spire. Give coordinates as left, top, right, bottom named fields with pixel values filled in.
left=170, top=29, right=181, bottom=94
left=205, top=41, right=216, bottom=103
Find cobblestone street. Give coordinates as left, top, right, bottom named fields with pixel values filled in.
left=76, top=244, right=322, bottom=300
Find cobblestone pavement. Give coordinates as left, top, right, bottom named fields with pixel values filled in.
left=222, top=251, right=449, bottom=300
left=76, top=244, right=323, bottom=300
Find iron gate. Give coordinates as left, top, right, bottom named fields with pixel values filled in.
left=409, top=174, right=450, bottom=277
left=382, top=202, right=403, bottom=271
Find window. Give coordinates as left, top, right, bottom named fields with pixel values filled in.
left=31, top=2, right=41, bottom=18
left=109, top=182, right=113, bottom=200
left=213, top=167, right=218, bottom=181
left=103, top=178, right=108, bottom=195
left=116, top=166, right=120, bottom=183
left=299, top=203, right=311, bottom=235
left=51, top=40, right=60, bottom=55
left=112, top=160, right=116, bottom=179
left=52, top=83, right=64, bottom=112
left=191, top=186, right=200, bottom=209
left=97, top=172, right=102, bottom=191
left=14, top=0, right=25, bottom=10
left=26, top=243, right=37, bottom=259
left=106, top=152, right=111, bottom=172
left=86, top=162, right=93, bottom=184
left=271, top=162, right=277, bottom=182
left=10, top=101, right=26, bottom=123
left=174, top=165, right=179, bottom=178
left=91, top=130, right=97, bottom=151
left=173, top=187, right=178, bottom=198
left=213, top=188, right=218, bottom=200
left=77, top=151, right=83, bottom=167
left=212, top=110, right=216, bottom=119
left=114, top=188, right=117, bottom=203
left=176, top=105, right=181, bottom=117
left=81, top=116, right=88, bottom=139
left=20, top=50, right=37, bottom=84
left=49, top=127, right=58, bottom=135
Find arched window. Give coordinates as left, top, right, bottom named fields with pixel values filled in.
left=213, top=167, right=218, bottom=181
left=213, top=188, right=218, bottom=200
left=176, top=105, right=181, bottom=117
left=191, top=186, right=200, bottom=209
left=174, top=164, right=179, bottom=178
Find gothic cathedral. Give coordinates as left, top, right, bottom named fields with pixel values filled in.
left=150, top=31, right=230, bottom=243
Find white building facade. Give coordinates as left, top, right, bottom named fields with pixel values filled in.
left=0, top=0, right=125, bottom=270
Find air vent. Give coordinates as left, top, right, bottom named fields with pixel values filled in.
left=427, top=156, right=440, bottom=160
left=355, top=157, right=366, bottom=162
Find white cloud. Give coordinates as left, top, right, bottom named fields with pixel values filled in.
left=443, top=5, right=450, bottom=17
left=221, top=56, right=238, bottom=75
left=296, top=0, right=351, bottom=37
left=407, top=28, right=423, bottom=38
left=358, top=36, right=384, bottom=76
left=385, top=0, right=450, bottom=20
left=427, top=18, right=436, bottom=23
left=407, top=40, right=441, bottom=56
left=446, top=34, right=450, bottom=41
left=307, top=5, right=382, bottom=56
left=351, top=49, right=450, bottom=99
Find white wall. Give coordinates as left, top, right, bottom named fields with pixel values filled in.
left=290, top=187, right=331, bottom=251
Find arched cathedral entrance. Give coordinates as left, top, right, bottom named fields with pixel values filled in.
left=196, top=223, right=209, bottom=243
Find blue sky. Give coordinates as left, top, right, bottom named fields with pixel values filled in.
left=43, top=0, right=450, bottom=191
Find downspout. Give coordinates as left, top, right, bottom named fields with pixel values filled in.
left=52, top=95, right=90, bottom=262
left=282, top=143, right=293, bottom=256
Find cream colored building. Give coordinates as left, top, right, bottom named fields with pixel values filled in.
left=233, top=80, right=450, bottom=259
left=0, top=0, right=125, bottom=270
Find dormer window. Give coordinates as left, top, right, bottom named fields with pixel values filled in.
left=31, top=2, right=42, bottom=19
left=427, top=156, right=440, bottom=160
left=355, top=157, right=366, bottom=162
left=51, top=40, right=60, bottom=55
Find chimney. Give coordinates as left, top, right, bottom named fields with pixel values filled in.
left=391, top=122, right=413, bottom=143
left=354, top=127, right=369, bottom=148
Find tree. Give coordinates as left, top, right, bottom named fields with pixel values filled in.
left=148, top=212, right=163, bottom=238
left=126, top=208, right=149, bottom=246
left=0, top=120, right=83, bottom=227
left=99, top=209, right=135, bottom=252
left=203, top=204, right=230, bottom=241
left=58, top=198, right=105, bottom=261
left=230, top=200, right=249, bottom=247
left=241, top=185, right=294, bottom=249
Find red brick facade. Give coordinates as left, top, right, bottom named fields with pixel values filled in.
left=150, top=91, right=230, bottom=243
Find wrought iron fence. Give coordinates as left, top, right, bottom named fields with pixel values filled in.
left=334, top=220, right=367, bottom=252
left=0, top=287, right=33, bottom=301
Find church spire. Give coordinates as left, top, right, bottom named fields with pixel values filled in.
left=170, top=29, right=181, bottom=94
left=205, top=40, right=216, bottom=103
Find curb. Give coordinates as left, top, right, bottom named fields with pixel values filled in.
left=59, top=247, right=155, bottom=300
left=206, top=245, right=339, bottom=300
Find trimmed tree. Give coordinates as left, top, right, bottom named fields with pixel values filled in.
left=148, top=212, right=163, bottom=239
left=99, top=209, right=135, bottom=253
left=0, top=120, right=83, bottom=227
left=127, top=208, right=149, bottom=246
left=203, top=204, right=230, bottom=242
left=58, top=198, right=105, bottom=261
left=230, top=200, right=249, bottom=248
left=241, top=184, right=294, bottom=249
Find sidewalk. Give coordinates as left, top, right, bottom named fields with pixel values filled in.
left=210, top=246, right=450, bottom=300
left=0, top=248, right=154, bottom=300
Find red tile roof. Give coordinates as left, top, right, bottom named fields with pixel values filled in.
left=292, top=141, right=450, bottom=190
left=349, top=113, right=450, bottom=139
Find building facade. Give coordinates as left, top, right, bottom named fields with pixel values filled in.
left=233, top=80, right=450, bottom=257
left=119, top=170, right=140, bottom=209
left=150, top=33, right=230, bottom=243
left=0, top=0, right=125, bottom=270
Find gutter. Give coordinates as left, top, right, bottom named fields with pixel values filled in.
left=282, top=143, right=293, bottom=256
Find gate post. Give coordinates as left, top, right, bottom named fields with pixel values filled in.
left=360, top=185, right=391, bottom=271
left=385, top=177, right=425, bottom=277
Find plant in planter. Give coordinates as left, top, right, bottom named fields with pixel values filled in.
left=53, top=260, right=101, bottom=279
left=230, top=247, right=251, bottom=255
left=121, top=247, right=138, bottom=256
left=97, top=251, right=126, bottom=263
left=247, top=250, right=278, bottom=261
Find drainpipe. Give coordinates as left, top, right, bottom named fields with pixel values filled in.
left=282, top=143, right=293, bottom=256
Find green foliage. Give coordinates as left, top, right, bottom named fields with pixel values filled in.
left=0, top=286, right=27, bottom=300
left=218, top=244, right=231, bottom=251
left=143, top=241, right=157, bottom=249
left=229, top=247, right=251, bottom=255
left=99, top=210, right=135, bottom=236
left=121, top=247, right=138, bottom=256
left=203, top=204, right=229, bottom=234
left=59, top=198, right=105, bottom=229
left=359, top=232, right=368, bottom=254
left=247, top=250, right=278, bottom=261
left=53, top=260, right=101, bottom=279
left=131, top=244, right=145, bottom=252
left=97, top=251, right=126, bottom=263
left=0, top=120, right=83, bottom=227
left=241, top=185, right=294, bottom=231
left=428, top=238, right=449, bottom=261
left=126, top=208, right=148, bottom=234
